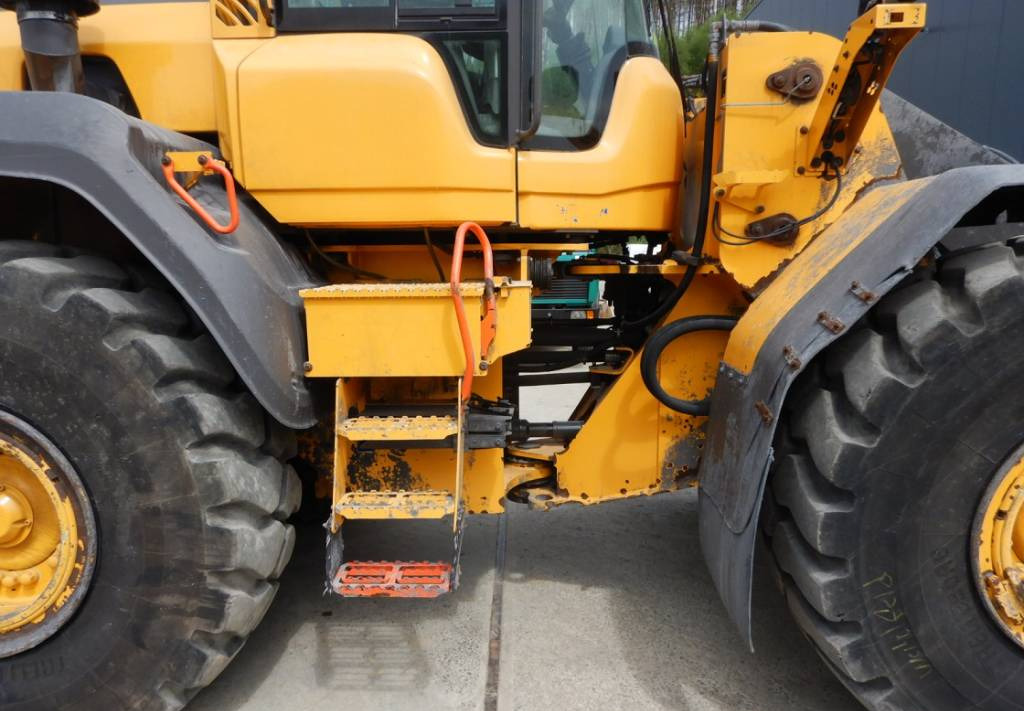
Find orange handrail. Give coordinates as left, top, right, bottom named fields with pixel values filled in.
left=450, top=222, right=497, bottom=404
left=162, top=154, right=240, bottom=234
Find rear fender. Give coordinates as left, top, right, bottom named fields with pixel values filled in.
left=0, top=91, right=318, bottom=428
left=700, top=164, right=1024, bottom=647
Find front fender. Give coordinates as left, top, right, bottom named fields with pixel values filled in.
left=0, top=92, right=318, bottom=429
left=699, top=164, right=1024, bottom=647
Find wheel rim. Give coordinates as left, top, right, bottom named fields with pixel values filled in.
left=0, top=410, right=96, bottom=657
left=974, top=449, right=1024, bottom=649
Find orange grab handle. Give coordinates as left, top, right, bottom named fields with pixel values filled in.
left=161, top=155, right=240, bottom=234
left=450, top=222, right=497, bottom=404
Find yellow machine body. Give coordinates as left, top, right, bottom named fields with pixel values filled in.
left=302, top=278, right=531, bottom=377
left=0, top=6, right=682, bottom=230
left=0, top=0, right=926, bottom=570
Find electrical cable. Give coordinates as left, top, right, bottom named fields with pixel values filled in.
left=423, top=228, right=447, bottom=281
left=304, top=230, right=385, bottom=280
left=712, top=169, right=843, bottom=246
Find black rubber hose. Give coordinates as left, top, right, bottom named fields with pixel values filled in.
left=725, top=20, right=792, bottom=33
left=640, top=315, right=738, bottom=415
left=620, top=54, right=720, bottom=331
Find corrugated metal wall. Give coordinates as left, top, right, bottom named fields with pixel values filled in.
left=746, top=0, right=1024, bottom=160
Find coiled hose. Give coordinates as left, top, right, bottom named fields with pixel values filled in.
left=639, top=316, right=738, bottom=415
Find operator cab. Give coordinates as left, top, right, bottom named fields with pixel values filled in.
left=276, top=0, right=658, bottom=152
left=206, top=0, right=682, bottom=230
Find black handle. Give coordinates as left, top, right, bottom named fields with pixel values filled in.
left=516, top=0, right=543, bottom=144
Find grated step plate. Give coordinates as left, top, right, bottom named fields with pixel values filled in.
left=333, top=561, right=452, bottom=598
left=338, top=415, right=457, bottom=442
left=335, top=490, right=455, bottom=520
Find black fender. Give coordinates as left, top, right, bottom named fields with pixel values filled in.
left=0, top=91, right=318, bottom=428
left=699, top=164, right=1024, bottom=648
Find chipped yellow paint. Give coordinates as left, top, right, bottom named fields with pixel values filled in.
left=710, top=31, right=904, bottom=289
left=326, top=368, right=508, bottom=531
left=723, top=178, right=929, bottom=374
left=0, top=439, right=81, bottom=634
left=339, top=415, right=458, bottom=442
left=343, top=447, right=507, bottom=515
left=553, top=274, right=746, bottom=503
left=800, top=3, right=924, bottom=173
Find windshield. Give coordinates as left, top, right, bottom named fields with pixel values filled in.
left=531, top=0, right=654, bottom=149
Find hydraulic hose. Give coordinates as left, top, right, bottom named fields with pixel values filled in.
left=621, top=53, right=720, bottom=331
left=640, top=315, right=738, bottom=416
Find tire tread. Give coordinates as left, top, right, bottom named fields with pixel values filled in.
left=768, top=244, right=1024, bottom=711
left=0, top=243, right=300, bottom=708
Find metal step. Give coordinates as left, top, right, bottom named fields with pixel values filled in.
left=338, top=415, right=457, bottom=442
left=332, top=561, right=452, bottom=598
left=335, top=490, right=455, bottom=520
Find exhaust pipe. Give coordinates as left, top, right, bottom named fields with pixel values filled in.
left=0, top=0, right=99, bottom=93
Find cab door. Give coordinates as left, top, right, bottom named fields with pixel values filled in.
left=515, top=0, right=685, bottom=231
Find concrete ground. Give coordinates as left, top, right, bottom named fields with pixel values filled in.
left=191, top=384, right=864, bottom=711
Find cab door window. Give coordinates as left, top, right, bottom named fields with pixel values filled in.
left=528, top=0, right=653, bottom=150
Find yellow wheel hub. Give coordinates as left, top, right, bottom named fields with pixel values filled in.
left=0, top=482, right=33, bottom=548
left=0, top=438, right=81, bottom=636
left=0, top=412, right=95, bottom=657
left=975, top=454, right=1024, bottom=648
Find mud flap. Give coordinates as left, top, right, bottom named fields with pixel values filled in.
left=699, top=164, right=1024, bottom=646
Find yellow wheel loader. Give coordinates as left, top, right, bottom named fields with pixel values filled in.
left=0, top=0, right=1022, bottom=708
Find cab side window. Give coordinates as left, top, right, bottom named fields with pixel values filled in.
left=436, top=36, right=506, bottom=144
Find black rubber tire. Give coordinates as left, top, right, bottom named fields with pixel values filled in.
left=767, top=243, right=1024, bottom=711
left=0, top=243, right=301, bottom=710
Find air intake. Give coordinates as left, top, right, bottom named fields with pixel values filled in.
left=211, top=0, right=273, bottom=38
